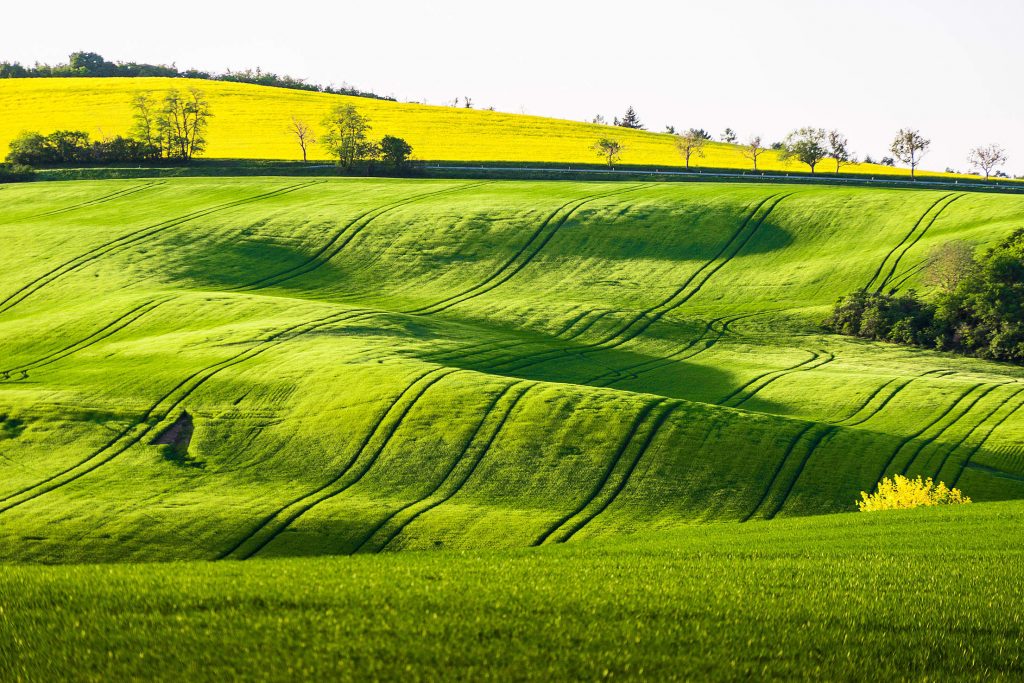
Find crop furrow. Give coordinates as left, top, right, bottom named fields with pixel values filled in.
left=740, top=423, right=818, bottom=522
left=839, top=369, right=952, bottom=426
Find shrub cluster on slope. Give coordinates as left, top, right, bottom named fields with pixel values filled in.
left=825, top=229, right=1024, bottom=362
left=0, top=51, right=393, bottom=101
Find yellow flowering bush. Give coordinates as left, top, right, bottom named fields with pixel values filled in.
left=857, top=475, right=971, bottom=511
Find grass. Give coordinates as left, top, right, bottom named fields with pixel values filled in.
left=4, top=175, right=1024, bottom=679
left=1, top=177, right=1024, bottom=565
left=1, top=501, right=1022, bottom=681
left=0, top=77, right=987, bottom=180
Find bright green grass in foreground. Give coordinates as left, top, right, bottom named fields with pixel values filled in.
left=2, top=501, right=1022, bottom=681
left=1, top=178, right=1024, bottom=566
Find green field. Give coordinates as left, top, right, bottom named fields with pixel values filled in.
left=2, top=501, right=1022, bottom=681
left=2, top=177, right=1023, bottom=564
left=2, top=177, right=1024, bottom=679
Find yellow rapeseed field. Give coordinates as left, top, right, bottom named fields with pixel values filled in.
left=0, top=77, right=967, bottom=178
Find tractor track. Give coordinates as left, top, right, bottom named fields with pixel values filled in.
left=863, top=193, right=954, bottom=292
left=839, top=369, right=953, bottom=427
left=0, top=297, right=173, bottom=381
left=2, top=181, right=165, bottom=224
left=0, top=180, right=324, bottom=317
left=762, top=425, right=838, bottom=519
left=897, top=380, right=1012, bottom=476
left=220, top=367, right=458, bottom=559
left=0, top=307, right=376, bottom=513
left=718, top=350, right=834, bottom=407
left=408, top=184, right=651, bottom=316
left=490, top=193, right=792, bottom=377
left=230, top=182, right=492, bottom=292
left=354, top=381, right=534, bottom=553
left=874, top=193, right=965, bottom=293
left=930, top=385, right=1024, bottom=482
left=950, top=392, right=1024, bottom=487
left=533, top=399, right=676, bottom=545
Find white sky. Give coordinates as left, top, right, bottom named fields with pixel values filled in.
left=4, top=0, right=1021, bottom=175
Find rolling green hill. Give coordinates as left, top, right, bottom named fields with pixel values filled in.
left=2, top=177, right=1024, bottom=565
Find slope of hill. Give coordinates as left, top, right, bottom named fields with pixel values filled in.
left=3, top=500, right=1022, bottom=680
left=0, top=78, right=970, bottom=178
left=1, top=177, right=1023, bottom=564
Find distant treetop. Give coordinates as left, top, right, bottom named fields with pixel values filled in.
left=0, top=51, right=395, bottom=102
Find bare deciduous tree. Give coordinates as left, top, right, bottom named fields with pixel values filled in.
left=675, top=129, right=706, bottom=169
left=289, top=117, right=316, bottom=162
left=592, top=138, right=624, bottom=168
left=890, top=128, right=930, bottom=179
left=742, top=135, right=766, bottom=171
left=924, top=241, right=976, bottom=293
left=129, top=93, right=161, bottom=155
left=827, top=130, right=853, bottom=174
left=967, top=144, right=1008, bottom=180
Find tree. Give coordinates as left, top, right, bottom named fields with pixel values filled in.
left=687, top=128, right=712, bottom=141
left=379, top=135, right=413, bottom=168
left=924, top=241, right=976, bottom=294
left=617, top=106, right=644, bottom=130
left=592, top=114, right=607, bottom=125
left=289, top=117, right=316, bottom=162
left=967, top=144, right=1008, bottom=180
left=158, top=88, right=212, bottom=160
left=675, top=129, right=706, bottom=169
left=463, top=96, right=473, bottom=109
left=721, top=127, right=737, bottom=144
left=741, top=135, right=766, bottom=171
left=68, top=51, right=109, bottom=74
left=592, top=138, right=623, bottom=168
left=129, top=93, right=161, bottom=156
left=320, top=104, right=371, bottom=167
left=664, top=125, right=676, bottom=134
left=827, top=130, right=852, bottom=174
left=779, top=127, right=828, bottom=174
left=890, top=128, right=930, bottom=179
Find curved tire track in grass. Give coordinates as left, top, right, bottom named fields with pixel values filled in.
left=409, top=184, right=650, bottom=316
left=0, top=180, right=324, bottom=317
left=863, top=193, right=954, bottom=292
left=490, top=193, right=792, bottom=377
left=0, top=307, right=375, bottom=513
left=0, top=297, right=173, bottom=381
left=354, top=381, right=535, bottom=553
left=839, top=369, right=953, bottom=427
left=220, top=367, right=459, bottom=560
left=533, top=399, right=676, bottom=545
left=930, top=385, right=1024, bottom=482
left=949, top=392, right=1024, bottom=488
left=868, top=381, right=993, bottom=488
left=740, top=422, right=818, bottom=522
left=874, top=193, right=965, bottom=293
left=230, top=182, right=492, bottom=292
left=762, top=425, right=838, bottom=519
left=897, top=380, right=1012, bottom=477
left=718, top=350, right=834, bottom=407
left=1, top=181, right=164, bottom=225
